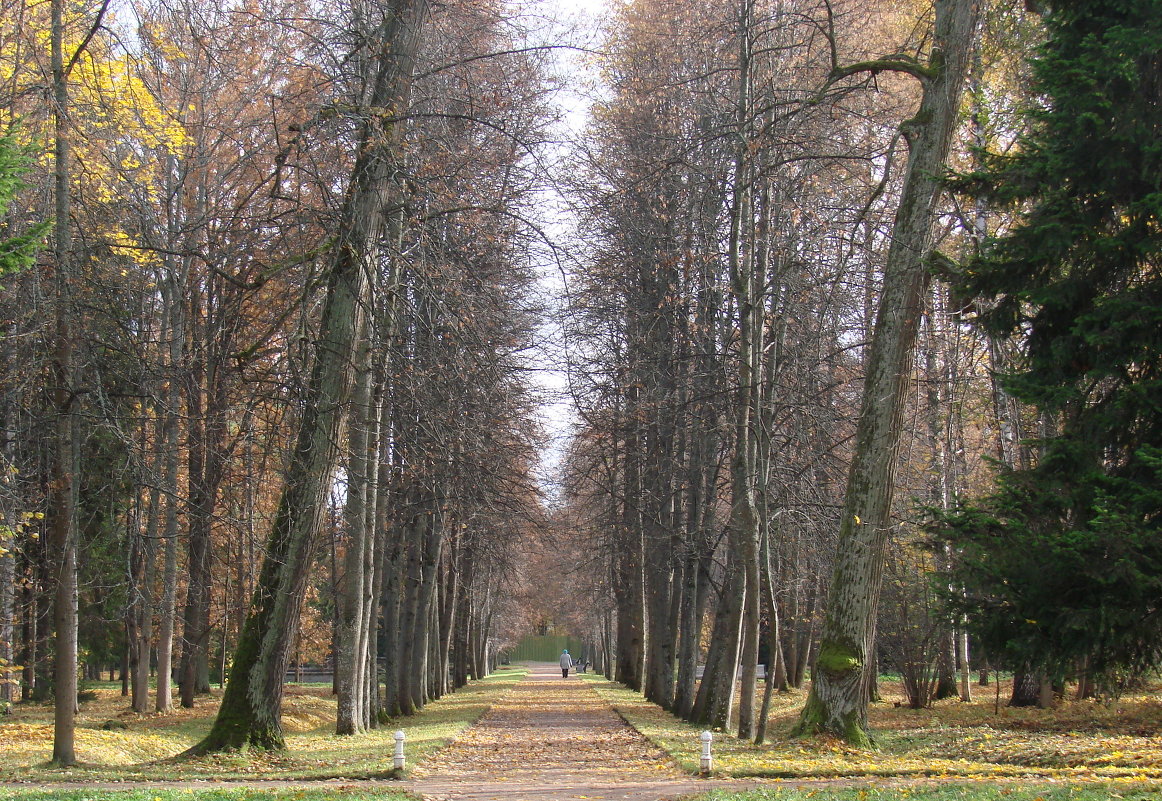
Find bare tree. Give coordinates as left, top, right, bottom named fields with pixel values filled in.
left=794, top=0, right=980, bottom=746
left=190, top=0, right=431, bottom=753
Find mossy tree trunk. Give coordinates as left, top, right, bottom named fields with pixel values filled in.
left=188, top=0, right=429, bottom=753
left=793, top=0, right=979, bottom=747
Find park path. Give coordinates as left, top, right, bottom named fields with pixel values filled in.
left=407, top=663, right=738, bottom=801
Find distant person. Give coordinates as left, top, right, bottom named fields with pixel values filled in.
left=560, top=649, right=573, bottom=678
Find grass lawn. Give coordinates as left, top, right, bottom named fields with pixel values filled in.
left=0, top=666, right=527, bottom=782
left=582, top=673, right=1162, bottom=783
left=698, top=786, right=1162, bottom=801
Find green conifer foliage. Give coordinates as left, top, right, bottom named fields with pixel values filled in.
left=936, top=0, right=1162, bottom=687
left=0, top=132, right=48, bottom=277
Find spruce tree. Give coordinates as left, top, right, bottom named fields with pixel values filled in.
left=0, top=132, right=47, bottom=276
left=936, top=0, right=1162, bottom=687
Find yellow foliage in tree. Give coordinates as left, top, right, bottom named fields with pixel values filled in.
left=1, top=0, right=188, bottom=270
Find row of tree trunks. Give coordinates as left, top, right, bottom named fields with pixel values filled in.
left=569, top=0, right=987, bottom=747
left=189, top=0, right=431, bottom=753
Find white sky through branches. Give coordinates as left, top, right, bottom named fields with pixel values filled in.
left=526, top=0, right=609, bottom=502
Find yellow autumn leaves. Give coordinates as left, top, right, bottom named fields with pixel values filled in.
left=2, top=0, right=189, bottom=269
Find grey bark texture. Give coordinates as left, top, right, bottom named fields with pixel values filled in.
left=189, top=0, right=429, bottom=753
left=794, top=0, right=979, bottom=746
left=50, top=0, right=79, bottom=766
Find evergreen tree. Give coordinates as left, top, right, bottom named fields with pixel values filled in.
left=0, top=132, right=48, bottom=276
left=936, top=0, right=1162, bottom=687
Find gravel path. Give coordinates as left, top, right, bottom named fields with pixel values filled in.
left=407, top=663, right=748, bottom=801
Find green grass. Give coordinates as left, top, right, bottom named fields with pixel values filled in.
left=0, top=791, right=410, bottom=801
left=581, top=672, right=1162, bottom=782
left=697, top=786, right=1162, bottom=801
left=0, top=666, right=527, bottom=782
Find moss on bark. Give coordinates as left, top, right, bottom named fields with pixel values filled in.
left=815, top=641, right=863, bottom=677
left=791, top=687, right=875, bottom=749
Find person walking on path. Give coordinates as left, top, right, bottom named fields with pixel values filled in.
left=560, top=649, right=574, bottom=678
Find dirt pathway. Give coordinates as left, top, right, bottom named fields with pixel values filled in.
left=407, top=663, right=743, bottom=801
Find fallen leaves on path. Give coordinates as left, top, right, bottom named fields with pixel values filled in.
left=412, top=669, right=682, bottom=783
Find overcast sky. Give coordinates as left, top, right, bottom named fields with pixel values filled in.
left=523, top=0, right=611, bottom=500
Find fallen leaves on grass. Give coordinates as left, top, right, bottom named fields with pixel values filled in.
left=585, top=676, right=1162, bottom=781
left=0, top=722, right=186, bottom=765
left=0, top=668, right=526, bottom=781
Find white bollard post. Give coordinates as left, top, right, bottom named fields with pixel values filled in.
left=394, top=730, right=406, bottom=770
left=700, top=730, right=713, bottom=775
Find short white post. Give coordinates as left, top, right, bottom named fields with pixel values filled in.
left=700, top=730, right=713, bottom=775
left=394, top=729, right=406, bottom=770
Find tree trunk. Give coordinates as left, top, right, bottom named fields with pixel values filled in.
left=155, top=255, right=184, bottom=714
left=754, top=524, right=782, bottom=744
left=957, top=628, right=972, bottom=702
left=614, top=407, right=645, bottom=691
left=725, top=0, right=763, bottom=742
left=0, top=531, right=12, bottom=706
left=408, top=500, right=443, bottom=712
left=49, top=0, right=78, bottom=765
left=397, top=514, right=423, bottom=716
left=128, top=484, right=155, bottom=713
left=0, top=391, right=15, bottom=705
left=364, top=409, right=386, bottom=727
left=336, top=334, right=375, bottom=735
left=20, top=581, right=36, bottom=701
left=691, top=555, right=744, bottom=728
left=188, top=0, right=428, bottom=753
left=1008, top=669, right=1039, bottom=706
left=180, top=340, right=228, bottom=706
left=794, top=0, right=979, bottom=746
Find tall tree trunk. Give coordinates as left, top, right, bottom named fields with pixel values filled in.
left=613, top=428, right=644, bottom=690
left=0, top=395, right=15, bottom=706
left=691, top=555, right=744, bottom=728
left=380, top=530, right=404, bottom=717
left=20, top=581, right=36, bottom=701
left=408, top=498, right=443, bottom=711
left=397, top=513, right=423, bottom=717
left=673, top=547, right=701, bottom=719
left=726, top=0, right=762, bottom=740
left=0, top=523, right=12, bottom=706
left=49, top=0, right=79, bottom=765
left=128, top=480, right=155, bottom=713
left=794, top=0, right=979, bottom=746
left=155, top=244, right=185, bottom=714
left=188, top=0, right=429, bottom=752
left=754, top=522, right=782, bottom=744
left=363, top=401, right=386, bottom=728
left=336, top=334, right=375, bottom=735
left=437, top=540, right=458, bottom=700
